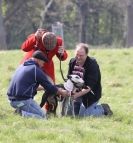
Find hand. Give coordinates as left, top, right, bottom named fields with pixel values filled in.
left=73, top=87, right=91, bottom=99
left=37, top=85, right=44, bottom=91
left=58, top=46, right=65, bottom=56
left=81, top=87, right=90, bottom=92
left=35, top=28, right=47, bottom=41
left=57, top=88, right=69, bottom=97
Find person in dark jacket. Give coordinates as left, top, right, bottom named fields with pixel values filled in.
left=68, top=43, right=113, bottom=117
left=7, top=50, right=68, bottom=119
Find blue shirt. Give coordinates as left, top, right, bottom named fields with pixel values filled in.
left=7, top=59, right=58, bottom=99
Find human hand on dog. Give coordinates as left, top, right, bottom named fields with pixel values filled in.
left=57, top=88, right=70, bottom=97
left=73, top=86, right=91, bottom=99
left=81, top=86, right=90, bottom=92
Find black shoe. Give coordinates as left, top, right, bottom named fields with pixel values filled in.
left=101, top=103, right=113, bottom=116
left=14, top=108, right=22, bottom=116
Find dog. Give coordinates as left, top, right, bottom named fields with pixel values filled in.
left=40, top=74, right=85, bottom=116
left=61, top=75, right=84, bottom=116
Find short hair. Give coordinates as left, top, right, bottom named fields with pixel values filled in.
left=42, top=32, right=57, bottom=50
left=76, top=43, right=89, bottom=54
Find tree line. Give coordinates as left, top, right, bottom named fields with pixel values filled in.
left=0, top=0, right=133, bottom=50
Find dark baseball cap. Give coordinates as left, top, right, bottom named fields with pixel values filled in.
left=32, top=50, right=48, bottom=62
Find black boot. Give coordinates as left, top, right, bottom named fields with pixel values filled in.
left=101, top=103, right=113, bottom=116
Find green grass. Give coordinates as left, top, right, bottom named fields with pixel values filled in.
left=0, top=49, right=133, bottom=143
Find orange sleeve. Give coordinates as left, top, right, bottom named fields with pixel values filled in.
left=56, top=37, right=68, bottom=61
left=61, top=50, right=68, bottom=61
left=21, top=34, right=36, bottom=52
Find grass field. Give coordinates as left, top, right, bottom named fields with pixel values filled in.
left=0, top=48, right=133, bottom=143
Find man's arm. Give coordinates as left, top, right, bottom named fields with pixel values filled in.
left=84, top=60, right=100, bottom=90
left=36, top=68, right=69, bottom=97
left=21, top=34, right=36, bottom=52
left=73, top=86, right=91, bottom=99
left=56, top=37, right=68, bottom=60
left=37, top=85, right=69, bottom=97
left=21, top=29, right=46, bottom=52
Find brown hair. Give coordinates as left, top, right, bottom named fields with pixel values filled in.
left=76, top=43, right=89, bottom=54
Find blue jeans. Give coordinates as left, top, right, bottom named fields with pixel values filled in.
left=10, top=98, right=46, bottom=119
left=79, top=102, right=104, bottom=117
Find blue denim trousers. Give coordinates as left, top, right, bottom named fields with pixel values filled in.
left=10, top=98, right=46, bottom=119
left=79, top=102, right=105, bottom=117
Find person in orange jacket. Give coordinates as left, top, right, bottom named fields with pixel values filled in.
left=20, top=29, right=68, bottom=84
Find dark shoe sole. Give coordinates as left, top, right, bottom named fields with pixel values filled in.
left=101, top=103, right=113, bottom=116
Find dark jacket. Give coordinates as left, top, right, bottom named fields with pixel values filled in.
left=7, top=59, right=57, bottom=100
left=68, top=56, right=102, bottom=108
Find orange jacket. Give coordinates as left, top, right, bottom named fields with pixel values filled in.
left=20, top=34, right=68, bottom=83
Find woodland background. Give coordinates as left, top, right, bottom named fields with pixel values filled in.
left=1, top=0, right=133, bottom=50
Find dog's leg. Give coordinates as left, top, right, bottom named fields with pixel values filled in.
left=71, top=98, right=75, bottom=117
left=40, top=92, right=49, bottom=107
left=61, top=96, right=75, bottom=116
left=61, top=97, right=69, bottom=116
left=40, top=91, right=58, bottom=116
left=46, top=96, right=58, bottom=116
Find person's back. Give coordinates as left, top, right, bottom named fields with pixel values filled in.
left=82, top=56, right=102, bottom=107
left=7, top=60, right=39, bottom=99
left=7, top=51, right=69, bottom=119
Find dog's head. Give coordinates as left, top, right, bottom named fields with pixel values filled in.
left=64, top=74, right=84, bottom=92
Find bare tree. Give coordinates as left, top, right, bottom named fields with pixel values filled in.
left=39, top=0, right=54, bottom=28
left=126, top=0, right=133, bottom=47
left=75, top=0, right=89, bottom=43
left=0, top=0, right=7, bottom=50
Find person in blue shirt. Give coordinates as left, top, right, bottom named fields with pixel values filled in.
left=7, top=50, right=68, bottom=119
